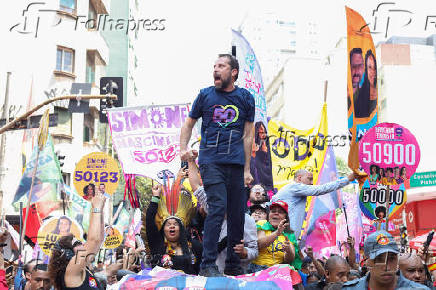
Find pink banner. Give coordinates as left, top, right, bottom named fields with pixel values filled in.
left=305, top=210, right=336, bottom=255
left=115, top=265, right=301, bottom=289
left=359, top=122, right=420, bottom=181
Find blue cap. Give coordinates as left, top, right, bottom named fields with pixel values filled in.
left=364, top=230, right=399, bottom=259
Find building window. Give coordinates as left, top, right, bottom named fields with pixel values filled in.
left=56, top=46, right=74, bottom=74
left=59, top=0, right=77, bottom=14
left=83, top=112, right=94, bottom=142
left=86, top=51, right=96, bottom=84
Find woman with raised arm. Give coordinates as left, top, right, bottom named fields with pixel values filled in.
left=49, top=191, right=106, bottom=290
left=146, top=182, right=201, bottom=274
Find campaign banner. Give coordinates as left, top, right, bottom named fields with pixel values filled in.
left=358, top=123, right=420, bottom=223
left=104, top=225, right=123, bottom=249
left=346, top=6, right=379, bottom=169
left=64, top=184, right=91, bottom=232
left=359, top=123, right=421, bottom=183
left=268, top=104, right=328, bottom=191
left=359, top=179, right=406, bottom=221
left=73, top=152, right=120, bottom=200
left=305, top=210, right=337, bottom=256
left=13, top=135, right=63, bottom=210
left=232, top=29, right=273, bottom=190
left=112, top=264, right=301, bottom=289
left=107, top=104, right=190, bottom=178
left=340, top=191, right=363, bottom=255
left=37, top=215, right=83, bottom=256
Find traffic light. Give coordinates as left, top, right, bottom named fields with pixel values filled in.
left=100, top=77, right=123, bottom=123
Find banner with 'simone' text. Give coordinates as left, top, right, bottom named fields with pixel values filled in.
left=107, top=104, right=190, bottom=178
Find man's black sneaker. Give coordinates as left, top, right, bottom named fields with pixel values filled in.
left=224, top=267, right=244, bottom=276
left=198, top=266, right=224, bottom=277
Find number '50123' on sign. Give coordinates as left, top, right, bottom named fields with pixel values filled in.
left=74, top=171, right=119, bottom=183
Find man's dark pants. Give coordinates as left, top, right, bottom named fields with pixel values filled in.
left=199, top=163, right=245, bottom=271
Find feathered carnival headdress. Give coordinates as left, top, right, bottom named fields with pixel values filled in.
left=155, top=169, right=196, bottom=231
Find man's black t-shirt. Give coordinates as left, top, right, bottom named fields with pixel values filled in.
left=189, top=86, right=255, bottom=166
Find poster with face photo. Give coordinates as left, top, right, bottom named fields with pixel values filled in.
left=346, top=6, right=379, bottom=171
left=358, top=123, right=420, bottom=224
left=37, top=215, right=83, bottom=256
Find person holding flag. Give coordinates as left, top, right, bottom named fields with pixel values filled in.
left=271, top=169, right=360, bottom=241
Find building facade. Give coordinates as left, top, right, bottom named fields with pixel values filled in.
left=0, top=0, right=115, bottom=213
left=377, top=35, right=436, bottom=203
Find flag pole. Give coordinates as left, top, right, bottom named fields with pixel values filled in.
left=19, top=202, right=23, bottom=255
left=324, top=80, right=328, bottom=103
left=342, top=203, right=351, bottom=237
left=21, top=110, right=49, bottom=249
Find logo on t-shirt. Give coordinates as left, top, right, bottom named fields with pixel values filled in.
left=212, top=105, right=239, bottom=127
left=89, top=276, right=98, bottom=288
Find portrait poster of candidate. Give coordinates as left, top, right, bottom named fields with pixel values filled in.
left=346, top=6, right=379, bottom=170
left=37, top=215, right=84, bottom=256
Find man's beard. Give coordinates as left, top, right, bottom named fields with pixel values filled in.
left=216, top=75, right=232, bottom=90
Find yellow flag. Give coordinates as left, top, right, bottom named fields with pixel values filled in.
left=268, top=103, right=328, bottom=190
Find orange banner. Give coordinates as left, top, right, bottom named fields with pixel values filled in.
left=346, top=6, right=379, bottom=168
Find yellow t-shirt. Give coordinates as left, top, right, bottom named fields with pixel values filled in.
left=252, top=220, right=288, bottom=267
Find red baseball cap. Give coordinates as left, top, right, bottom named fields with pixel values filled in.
left=270, top=201, right=288, bottom=213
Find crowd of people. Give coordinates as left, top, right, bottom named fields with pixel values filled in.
left=4, top=163, right=435, bottom=289
left=0, top=54, right=434, bottom=289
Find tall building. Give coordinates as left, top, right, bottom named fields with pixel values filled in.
left=0, top=0, right=111, bottom=213
left=377, top=35, right=436, bottom=204
left=377, top=35, right=436, bottom=238
left=377, top=35, right=436, bottom=174
left=239, top=9, right=321, bottom=88
left=101, top=0, right=140, bottom=106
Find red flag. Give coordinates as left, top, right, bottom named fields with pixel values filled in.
left=22, top=204, right=42, bottom=244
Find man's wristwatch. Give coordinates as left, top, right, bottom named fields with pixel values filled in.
left=92, top=208, right=102, bottom=213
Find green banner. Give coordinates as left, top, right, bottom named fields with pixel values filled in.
left=409, top=171, right=436, bottom=188
left=13, top=135, right=63, bottom=210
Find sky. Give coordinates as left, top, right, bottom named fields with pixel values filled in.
left=130, top=0, right=436, bottom=164
left=132, top=0, right=436, bottom=106
left=1, top=0, right=435, bottom=164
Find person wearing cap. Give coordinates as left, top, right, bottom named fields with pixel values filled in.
left=343, top=230, right=429, bottom=289
left=249, top=201, right=302, bottom=272
left=249, top=204, right=268, bottom=223
left=271, top=169, right=359, bottom=241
